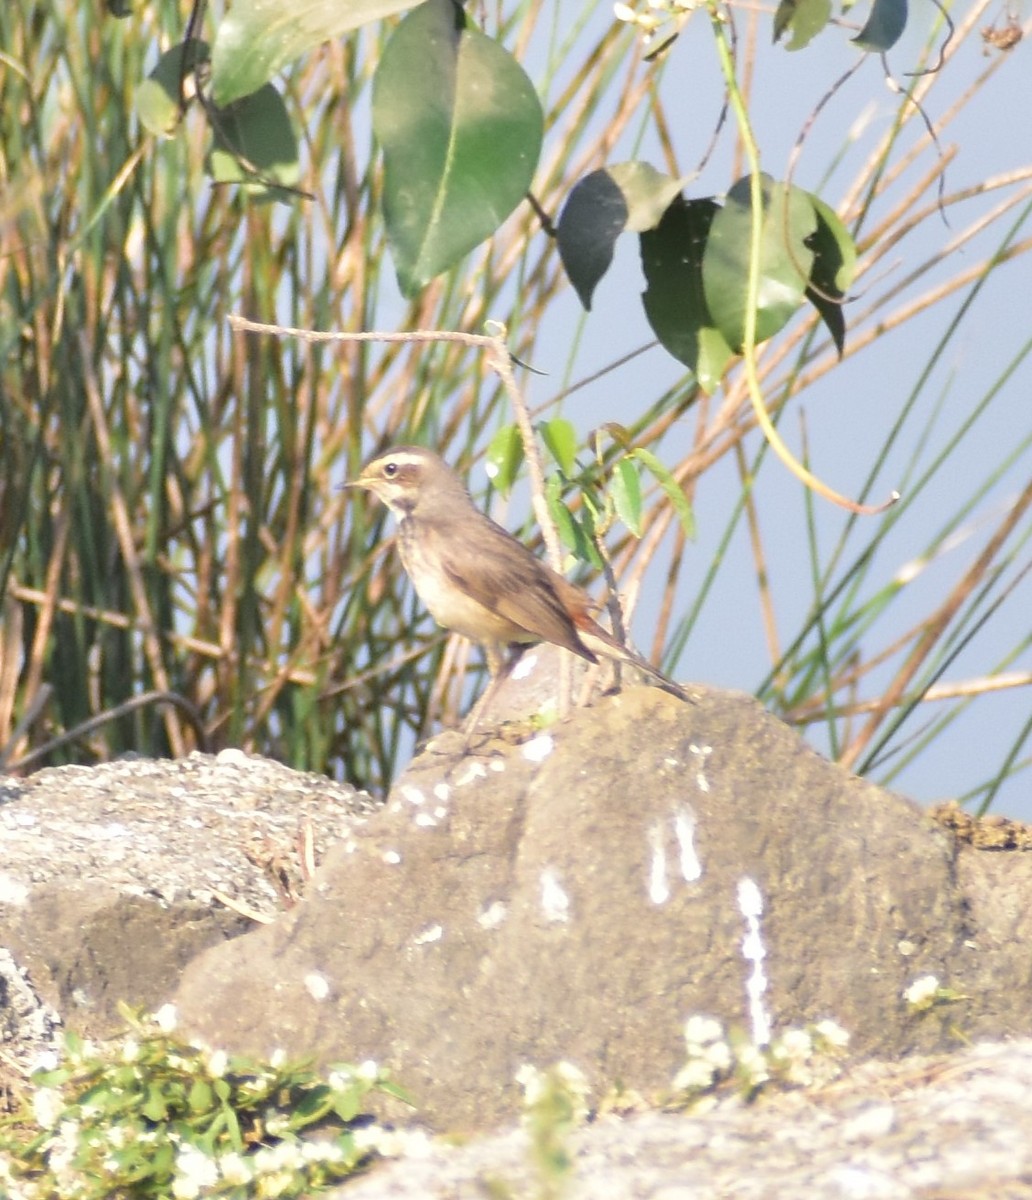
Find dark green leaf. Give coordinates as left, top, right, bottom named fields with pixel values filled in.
left=486, top=425, right=524, bottom=496
left=640, top=195, right=734, bottom=392
left=630, top=449, right=695, bottom=538
left=702, top=175, right=817, bottom=352
left=772, top=0, right=832, bottom=48
left=853, top=0, right=908, bottom=51
left=611, top=459, right=643, bottom=537
left=556, top=171, right=626, bottom=311
left=211, top=0, right=414, bottom=107
left=208, top=83, right=301, bottom=197
left=136, top=42, right=210, bottom=137
left=541, top=418, right=578, bottom=476
left=804, top=196, right=857, bottom=356
left=372, top=0, right=544, bottom=296
left=557, top=163, right=683, bottom=309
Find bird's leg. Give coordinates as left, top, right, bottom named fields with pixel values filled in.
left=461, top=642, right=526, bottom=750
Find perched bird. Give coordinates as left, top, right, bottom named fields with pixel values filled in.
left=347, top=445, right=692, bottom=729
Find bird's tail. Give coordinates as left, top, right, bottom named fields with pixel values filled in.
left=576, top=623, right=694, bottom=704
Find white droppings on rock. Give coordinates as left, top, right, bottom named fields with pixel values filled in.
left=433, top=806, right=448, bottom=820
left=675, top=805, right=701, bottom=882
left=454, top=761, right=488, bottom=787
left=647, top=822, right=670, bottom=905
left=304, top=972, right=330, bottom=1001
left=399, top=784, right=425, bottom=806
left=477, top=900, right=508, bottom=930
left=540, top=868, right=570, bottom=923
left=510, top=651, right=539, bottom=681
left=382, top=849, right=402, bottom=865
left=489, top=759, right=506, bottom=773
left=414, top=812, right=438, bottom=828
left=522, top=734, right=554, bottom=763
left=738, top=877, right=771, bottom=1047
left=689, top=742, right=713, bottom=794
left=413, top=924, right=443, bottom=946
left=433, top=782, right=451, bottom=803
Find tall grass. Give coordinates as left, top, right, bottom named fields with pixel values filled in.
left=0, top=0, right=1028, bottom=807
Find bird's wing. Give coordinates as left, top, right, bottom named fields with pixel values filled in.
left=437, top=517, right=598, bottom=662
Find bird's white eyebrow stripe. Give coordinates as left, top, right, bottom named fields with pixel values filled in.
left=374, top=452, right=426, bottom=470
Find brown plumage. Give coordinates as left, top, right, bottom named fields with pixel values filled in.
left=348, top=445, right=692, bottom=718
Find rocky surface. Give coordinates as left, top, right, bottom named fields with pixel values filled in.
left=173, top=686, right=1030, bottom=1131
left=328, top=1040, right=1032, bottom=1200
left=3, top=688, right=1032, bottom=1197
left=0, top=750, right=374, bottom=1058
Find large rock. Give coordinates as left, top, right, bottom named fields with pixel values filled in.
left=0, top=751, right=372, bottom=1046
left=174, top=687, right=1021, bottom=1131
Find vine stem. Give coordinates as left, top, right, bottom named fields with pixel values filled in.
left=708, top=4, right=898, bottom=517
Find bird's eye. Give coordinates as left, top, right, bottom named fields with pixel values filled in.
left=383, top=462, right=398, bottom=478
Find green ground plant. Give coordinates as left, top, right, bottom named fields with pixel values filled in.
left=0, top=1005, right=412, bottom=1199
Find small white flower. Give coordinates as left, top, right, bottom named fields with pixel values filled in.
left=515, top=1063, right=545, bottom=1105
left=702, top=1039, right=733, bottom=1073
left=31, top=1087, right=64, bottom=1129
left=121, top=1039, right=140, bottom=1063
left=735, top=1042, right=771, bottom=1087
left=172, top=1144, right=218, bottom=1199
left=219, top=1151, right=252, bottom=1185
left=672, top=1058, right=718, bottom=1092
left=301, top=1140, right=344, bottom=1163
left=206, top=1049, right=228, bottom=1078
left=683, top=1015, right=725, bottom=1047
left=263, top=1111, right=291, bottom=1139
left=813, top=1019, right=850, bottom=1048
left=903, top=975, right=940, bottom=1007
left=356, top=1059, right=380, bottom=1082
left=778, top=1028, right=814, bottom=1061
left=153, top=1003, right=178, bottom=1034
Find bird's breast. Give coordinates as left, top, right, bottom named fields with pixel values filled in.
left=397, top=517, right=533, bottom=645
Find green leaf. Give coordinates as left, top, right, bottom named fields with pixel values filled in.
left=211, top=0, right=415, bottom=107
left=702, top=175, right=817, bottom=352
left=541, top=418, right=578, bottom=476
left=486, top=424, right=523, bottom=496
left=187, top=1078, right=213, bottom=1113
left=611, top=459, right=643, bottom=537
left=772, top=0, right=832, bottom=48
left=640, top=195, right=734, bottom=392
left=853, top=0, right=908, bottom=51
left=136, top=40, right=210, bottom=137
left=804, top=196, right=857, bottom=356
left=629, top=449, right=695, bottom=538
left=557, top=162, right=683, bottom=309
left=545, top=476, right=602, bottom=568
left=141, top=1084, right=169, bottom=1122
left=208, top=83, right=301, bottom=197
left=372, top=0, right=544, bottom=297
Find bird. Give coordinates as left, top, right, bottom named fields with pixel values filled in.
left=346, top=445, right=693, bottom=732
